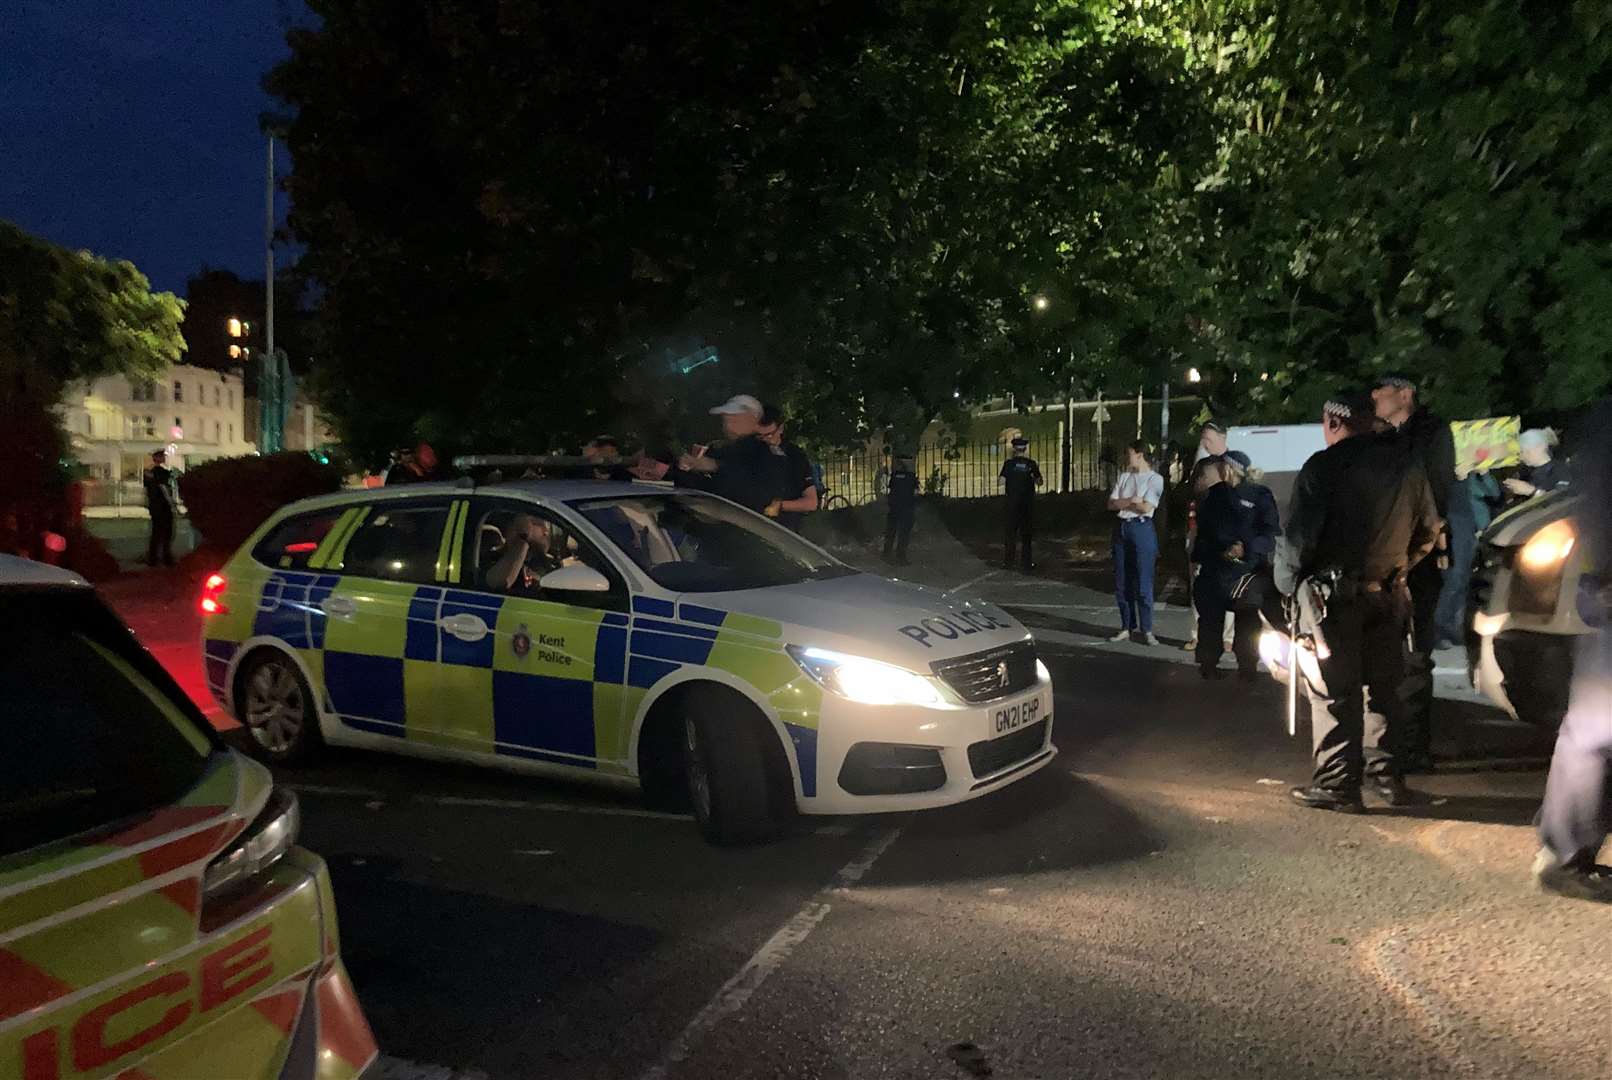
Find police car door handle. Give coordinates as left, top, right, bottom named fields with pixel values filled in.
left=438, top=613, right=489, bottom=642
left=320, top=597, right=356, bottom=619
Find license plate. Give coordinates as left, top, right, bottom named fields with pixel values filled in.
left=990, top=693, right=1042, bottom=737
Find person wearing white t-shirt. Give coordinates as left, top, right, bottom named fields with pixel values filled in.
left=1107, top=441, right=1165, bottom=645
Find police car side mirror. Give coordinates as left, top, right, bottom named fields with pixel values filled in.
left=538, top=564, right=611, bottom=593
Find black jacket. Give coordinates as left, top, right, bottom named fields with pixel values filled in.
left=1276, top=432, right=1440, bottom=593
left=887, top=469, right=919, bottom=512
left=1398, top=406, right=1456, bottom=520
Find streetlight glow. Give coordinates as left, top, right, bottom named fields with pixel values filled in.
left=1032, top=294, right=1050, bottom=313
left=1187, top=367, right=1202, bottom=384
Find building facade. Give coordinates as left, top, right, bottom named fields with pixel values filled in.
left=60, top=364, right=257, bottom=508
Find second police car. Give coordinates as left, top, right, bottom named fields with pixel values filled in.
left=201, top=480, right=1056, bottom=843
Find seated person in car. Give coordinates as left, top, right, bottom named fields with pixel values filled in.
left=485, top=514, right=571, bottom=595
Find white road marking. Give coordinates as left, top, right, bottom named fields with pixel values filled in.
left=944, top=570, right=998, bottom=596
left=367, top=1055, right=489, bottom=1080
left=638, top=826, right=904, bottom=1080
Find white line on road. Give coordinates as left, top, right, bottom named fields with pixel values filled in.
left=637, top=825, right=904, bottom=1080
left=367, top=1055, right=489, bottom=1080
left=944, top=570, right=997, bottom=596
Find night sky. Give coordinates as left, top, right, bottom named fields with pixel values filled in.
left=0, top=1, right=309, bottom=295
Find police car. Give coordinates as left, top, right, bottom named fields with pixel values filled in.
left=1468, top=489, right=1590, bottom=728
left=1, top=555, right=376, bottom=1080
left=200, top=480, right=1055, bottom=843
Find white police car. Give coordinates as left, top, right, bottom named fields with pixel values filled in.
left=201, top=480, right=1055, bottom=842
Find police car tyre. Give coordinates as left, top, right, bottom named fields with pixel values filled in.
left=682, top=685, right=788, bottom=845
left=1499, top=631, right=1572, bottom=730
left=236, top=650, right=323, bottom=765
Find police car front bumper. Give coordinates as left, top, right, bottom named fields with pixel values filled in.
left=805, top=669, right=1056, bottom=814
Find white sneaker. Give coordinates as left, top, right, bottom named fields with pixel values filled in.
left=1108, top=629, right=1132, bottom=642
left=1143, top=634, right=1161, bottom=647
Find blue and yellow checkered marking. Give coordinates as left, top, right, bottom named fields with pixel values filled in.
left=213, top=539, right=824, bottom=794
left=252, top=571, right=341, bottom=650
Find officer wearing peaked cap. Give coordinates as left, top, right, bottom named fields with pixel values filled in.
left=1000, top=436, right=1043, bottom=572
left=1278, top=391, right=1440, bottom=813
left=1372, top=371, right=1456, bottom=773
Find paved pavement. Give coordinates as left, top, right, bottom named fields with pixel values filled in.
left=93, top=516, right=1606, bottom=1080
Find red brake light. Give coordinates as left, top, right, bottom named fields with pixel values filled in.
left=201, top=573, right=229, bottom=615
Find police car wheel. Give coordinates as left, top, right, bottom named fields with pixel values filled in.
left=681, top=688, right=785, bottom=845
left=238, top=651, right=322, bottom=765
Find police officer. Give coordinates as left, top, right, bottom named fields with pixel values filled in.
left=883, top=453, right=919, bottom=564
left=1193, top=452, right=1277, bottom=678
left=999, top=437, right=1042, bottom=572
left=1532, top=397, right=1612, bottom=902
left=1279, top=391, right=1439, bottom=813
left=143, top=449, right=177, bottom=567
left=1372, top=373, right=1455, bottom=773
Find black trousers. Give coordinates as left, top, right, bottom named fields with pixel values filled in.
left=884, top=507, right=914, bottom=558
left=1400, top=558, right=1443, bottom=758
left=1307, top=588, right=1411, bottom=791
left=1193, top=575, right=1260, bottom=674
left=1003, top=501, right=1033, bottom=569
left=147, top=510, right=175, bottom=567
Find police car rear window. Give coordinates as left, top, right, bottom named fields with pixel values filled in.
left=253, top=509, right=343, bottom=570
left=1, top=592, right=214, bottom=857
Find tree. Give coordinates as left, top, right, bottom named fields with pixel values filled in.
left=0, top=221, right=184, bottom=522
left=1192, top=0, right=1612, bottom=421
left=267, top=1, right=1216, bottom=460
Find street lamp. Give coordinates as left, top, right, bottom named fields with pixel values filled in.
left=227, top=317, right=247, bottom=338
left=1187, top=367, right=1203, bottom=384
left=1032, top=294, right=1050, bottom=313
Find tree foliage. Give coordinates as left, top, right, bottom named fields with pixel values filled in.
left=1193, top=0, right=1612, bottom=421
left=269, top=1, right=1612, bottom=456
left=0, top=221, right=184, bottom=515
left=268, top=0, right=1214, bottom=458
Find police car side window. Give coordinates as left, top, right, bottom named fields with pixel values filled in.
left=469, top=503, right=625, bottom=609
left=338, top=502, right=452, bottom=584
left=252, top=509, right=344, bottom=570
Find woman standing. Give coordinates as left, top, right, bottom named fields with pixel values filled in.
left=1107, top=441, right=1165, bottom=645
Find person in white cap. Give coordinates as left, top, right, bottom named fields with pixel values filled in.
left=671, top=394, right=787, bottom=516
left=1504, top=428, right=1569, bottom=501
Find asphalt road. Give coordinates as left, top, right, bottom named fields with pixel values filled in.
left=254, top=643, right=1609, bottom=1080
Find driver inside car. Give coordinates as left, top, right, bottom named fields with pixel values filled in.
left=485, top=514, right=572, bottom=595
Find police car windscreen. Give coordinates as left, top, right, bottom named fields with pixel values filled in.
left=573, top=494, right=853, bottom=593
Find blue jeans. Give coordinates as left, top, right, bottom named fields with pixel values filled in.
left=1434, top=525, right=1478, bottom=645
left=1538, top=626, right=1612, bottom=865
left=1113, top=518, right=1158, bottom=633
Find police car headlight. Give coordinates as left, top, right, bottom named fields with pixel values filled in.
left=203, top=787, right=300, bottom=899
left=1518, top=519, right=1575, bottom=573
left=787, top=646, right=942, bottom=707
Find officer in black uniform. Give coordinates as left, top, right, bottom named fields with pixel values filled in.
left=883, top=453, right=919, bottom=564
left=143, top=449, right=177, bottom=567
left=1192, top=452, right=1277, bottom=679
left=1279, top=391, right=1440, bottom=813
left=1372, top=372, right=1455, bottom=773
left=999, top=437, right=1042, bottom=572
